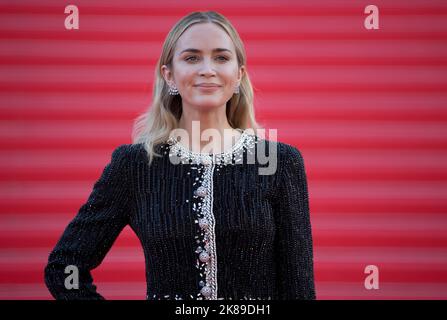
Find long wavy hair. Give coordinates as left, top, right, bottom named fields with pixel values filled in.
left=132, top=11, right=263, bottom=165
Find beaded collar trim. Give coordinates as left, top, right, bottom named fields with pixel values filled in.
left=166, top=129, right=256, bottom=166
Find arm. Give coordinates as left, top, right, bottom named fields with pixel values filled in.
left=274, top=143, right=316, bottom=300
left=44, top=144, right=134, bottom=300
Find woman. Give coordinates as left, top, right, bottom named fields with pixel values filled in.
left=44, top=11, right=316, bottom=300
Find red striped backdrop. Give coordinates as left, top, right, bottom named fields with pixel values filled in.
left=0, top=0, right=446, bottom=300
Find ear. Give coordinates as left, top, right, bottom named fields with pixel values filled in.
left=237, top=65, right=245, bottom=84
left=161, top=64, right=174, bottom=86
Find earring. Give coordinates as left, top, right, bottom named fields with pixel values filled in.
left=234, top=84, right=240, bottom=94
left=168, top=84, right=179, bottom=95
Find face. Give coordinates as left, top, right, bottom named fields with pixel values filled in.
left=161, top=23, right=245, bottom=111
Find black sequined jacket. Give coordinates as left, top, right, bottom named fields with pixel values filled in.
left=44, top=130, right=316, bottom=300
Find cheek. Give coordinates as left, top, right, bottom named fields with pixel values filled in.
left=174, top=68, right=194, bottom=86
left=223, top=68, right=239, bottom=85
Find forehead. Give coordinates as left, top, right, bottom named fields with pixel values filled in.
left=175, top=23, right=235, bottom=54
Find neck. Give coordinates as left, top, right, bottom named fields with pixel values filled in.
left=177, top=105, right=241, bottom=154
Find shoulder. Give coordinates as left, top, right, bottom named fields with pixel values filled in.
left=273, top=141, right=306, bottom=176
left=255, top=136, right=304, bottom=165
left=250, top=134, right=306, bottom=179
left=277, top=141, right=304, bottom=162
left=110, top=143, right=146, bottom=164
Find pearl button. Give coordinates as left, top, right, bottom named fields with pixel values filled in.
left=194, top=186, right=207, bottom=197
left=200, top=286, right=212, bottom=297
left=199, top=251, right=210, bottom=262
left=198, top=218, right=209, bottom=230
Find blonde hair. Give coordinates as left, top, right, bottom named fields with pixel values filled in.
left=132, top=11, right=263, bottom=165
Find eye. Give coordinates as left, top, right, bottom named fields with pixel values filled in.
left=216, top=56, right=229, bottom=61
left=185, top=56, right=199, bottom=62
left=185, top=55, right=229, bottom=62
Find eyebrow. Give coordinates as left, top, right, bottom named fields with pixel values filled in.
left=179, top=48, right=233, bottom=55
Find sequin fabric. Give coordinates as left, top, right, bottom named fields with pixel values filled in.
left=44, top=131, right=316, bottom=300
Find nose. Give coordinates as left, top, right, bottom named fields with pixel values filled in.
left=199, top=58, right=216, bottom=77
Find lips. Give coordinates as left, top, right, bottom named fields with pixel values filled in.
left=195, top=84, right=222, bottom=87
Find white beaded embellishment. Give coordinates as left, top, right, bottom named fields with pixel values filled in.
left=166, top=129, right=257, bottom=300
left=167, top=129, right=255, bottom=166
left=147, top=293, right=272, bottom=300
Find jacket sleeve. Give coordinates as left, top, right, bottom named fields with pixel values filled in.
left=44, top=144, right=134, bottom=300
left=274, top=143, right=316, bottom=299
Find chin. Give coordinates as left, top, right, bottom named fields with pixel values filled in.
left=193, top=98, right=225, bottom=109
